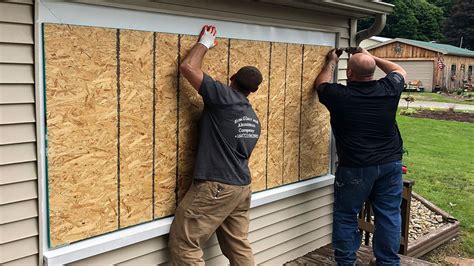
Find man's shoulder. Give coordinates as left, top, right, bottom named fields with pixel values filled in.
left=317, top=82, right=347, bottom=97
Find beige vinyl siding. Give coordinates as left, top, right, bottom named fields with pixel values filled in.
left=0, top=1, right=39, bottom=265
left=71, top=185, right=334, bottom=265
left=337, top=36, right=350, bottom=84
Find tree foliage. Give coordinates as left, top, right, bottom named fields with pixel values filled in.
left=358, top=0, right=445, bottom=42
left=443, top=0, right=474, bottom=49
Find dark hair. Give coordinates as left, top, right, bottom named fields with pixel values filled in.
left=231, top=66, right=263, bottom=93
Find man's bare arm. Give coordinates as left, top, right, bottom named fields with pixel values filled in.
left=180, top=25, right=217, bottom=91
left=314, top=49, right=341, bottom=90
left=180, top=44, right=207, bottom=91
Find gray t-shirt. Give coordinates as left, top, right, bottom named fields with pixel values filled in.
left=193, top=74, right=261, bottom=185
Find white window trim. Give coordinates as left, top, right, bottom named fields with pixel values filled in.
left=37, top=2, right=337, bottom=265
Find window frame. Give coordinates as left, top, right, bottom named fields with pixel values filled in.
left=451, top=64, right=457, bottom=76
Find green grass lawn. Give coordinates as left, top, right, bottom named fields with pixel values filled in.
left=397, top=114, right=474, bottom=255
left=401, top=92, right=474, bottom=105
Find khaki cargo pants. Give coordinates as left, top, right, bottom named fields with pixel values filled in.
left=168, top=180, right=254, bottom=266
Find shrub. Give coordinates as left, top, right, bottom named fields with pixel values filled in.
left=400, top=108, right=418, bottom=115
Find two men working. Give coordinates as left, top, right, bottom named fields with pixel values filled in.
left=169, top=25, right=406, bottom=266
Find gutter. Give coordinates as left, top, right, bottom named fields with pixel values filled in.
left=355, top=14, right=387, bottom=46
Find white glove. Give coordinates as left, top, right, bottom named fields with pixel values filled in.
left=198, top=25, right=217, bottom=49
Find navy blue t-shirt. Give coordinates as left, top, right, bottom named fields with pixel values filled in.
left=317, top=72, right=405, bottom=167
left=193, top=74, right=261, bottom=185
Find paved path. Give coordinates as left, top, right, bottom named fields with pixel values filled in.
left=398, top=100, right=474, bottom=111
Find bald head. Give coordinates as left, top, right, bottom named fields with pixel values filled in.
left=347, top=53, right=376, bottom=81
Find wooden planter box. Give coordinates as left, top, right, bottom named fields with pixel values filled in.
left=407, top=192, right=460, bottom=258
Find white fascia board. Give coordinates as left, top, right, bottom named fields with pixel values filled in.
left=38, top=1, right=336, bottom=46
left=43, top=175, right=334, bottom=265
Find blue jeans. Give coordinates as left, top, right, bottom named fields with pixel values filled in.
left=332, top=160, right=403, bottom=266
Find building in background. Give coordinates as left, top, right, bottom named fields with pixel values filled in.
left=359, top=36, right=392, bottom=49
left=366, top=38, right=474, bottom=92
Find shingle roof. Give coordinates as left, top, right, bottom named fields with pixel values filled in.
left=367, top=38, right=474, bottom=58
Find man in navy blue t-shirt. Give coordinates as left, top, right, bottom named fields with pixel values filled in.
left=168, top=25, right=262, bottom=266
left=315, top=47, right=407, bottom=266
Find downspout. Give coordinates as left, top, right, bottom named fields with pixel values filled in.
left=355, top=14, right=387, bottom=46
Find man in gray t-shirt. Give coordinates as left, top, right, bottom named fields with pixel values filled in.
left=168, top=25, right=262, bottom=266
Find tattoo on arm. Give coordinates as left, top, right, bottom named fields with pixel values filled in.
left=329, top=63, right=336, bottom=80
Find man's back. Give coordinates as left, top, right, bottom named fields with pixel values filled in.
left=318, top=72, right=404, bottom=167
left=193, top=74, right=261, bottom=185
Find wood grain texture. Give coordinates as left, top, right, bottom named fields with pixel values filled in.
left=283, top=44, right=303, bottom=184
left=177, top=35, right=229, bottom=202
left=266, top=43, right=286, bottom=188
left=177, top=35, right=200, bottom=204
left=229, top=39, right=270, bottom=192
left=300, top=45, right=332, bottom=180
left=154, top=33, right=178, bottom=218
left=43, top=23, right=333, bottom=245
left=119, top=30, right=154, bottom=228
left=44, top=24, right=118, bottom=246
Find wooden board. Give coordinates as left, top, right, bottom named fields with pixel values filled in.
left=44, top=23, right=333, bottom=245
left=266, top=43, right=286, bottom=188
left=44, top=24, right=118, bottom=246
left=229, top=39, right=271, bottom=192
left=177, top=35, right=229, bottom=202
left=119, top=30, right=154, bottom=227
left=283, top=44, right=303, bottom=184
left=300, top=45, right=332, bottom=180
left=154, top=33, right=179, bottom=218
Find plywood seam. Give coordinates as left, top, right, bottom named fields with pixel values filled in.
left=298, top=45, right=305, bottom=181
left=264, top=42, right=272, bottom=190
left=226, top=39, right=231, bottom=86
left=281, top=44, right=288, bottom=186
left=116, top=28, right=121, bottom=229
left=174, top=34, right=181, bottom=208
left=151, top=32, right=157, bottom=219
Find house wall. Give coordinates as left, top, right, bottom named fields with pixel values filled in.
left=70, top=184, right=334, bottom=265
left=368, top=42, right=438, bottom=59
left=0, top=1, right=40, bottom=265
left=0, top=0, right=356, bottom=264
left=440, top=55, right=474, bottom=90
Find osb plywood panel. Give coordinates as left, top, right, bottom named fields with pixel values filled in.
left=229, top=39, right=270, bottom=192
left=44, top=23, right=333, bottom=245
left=44, top=24, right=118, bottom=247
left=300, top=45, right=332, bottom=180
left=283, top=44, right=303, bottom=184
left=119, top=30, right=154, bottom=227
left=154, top=33, right=178, bottom=218
left=266, top=43, right=286, bottom=188
left=177, top=35, right=229, bottom=202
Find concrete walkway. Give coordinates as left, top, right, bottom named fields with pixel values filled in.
left=398, top=100, right=474, bottom=111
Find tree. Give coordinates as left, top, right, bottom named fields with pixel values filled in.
left=358, top=0, right=445, bottom=42
left=444, top=0, right=474, bottom=49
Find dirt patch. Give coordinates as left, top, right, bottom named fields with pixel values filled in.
left=403, top=110, right=474, bottom=123
left=421, top=235, right=471, bottom=264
